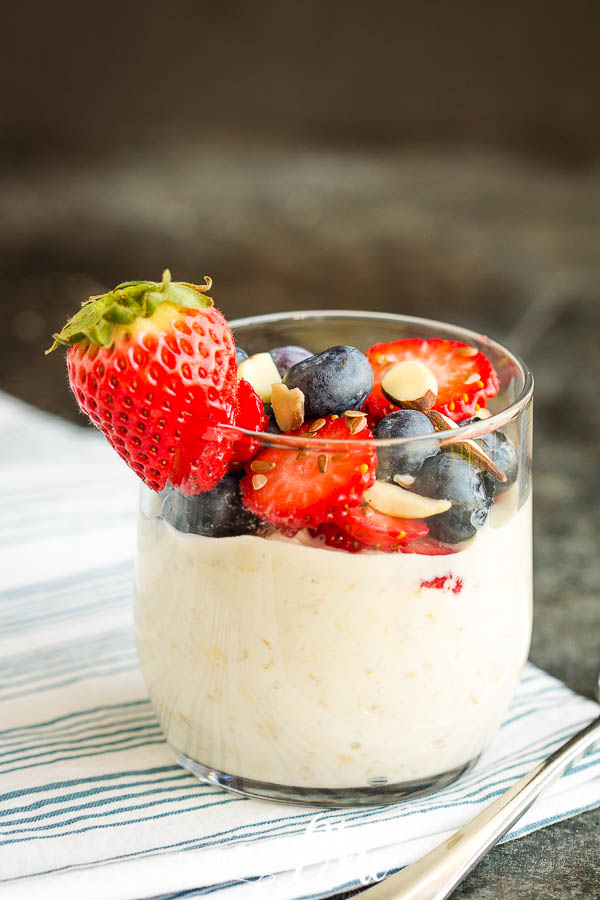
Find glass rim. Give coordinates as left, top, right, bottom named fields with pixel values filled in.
left=221, top=309, right=534, bottom=449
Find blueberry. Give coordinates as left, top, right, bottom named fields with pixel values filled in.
left=283, top=345, right=373, bottom=418
left=236, top=347, right=249, bottom=364
left=459, top=419, right=518, bottom=495
left=160, top=473, right=266, bottom=537
left=412, top=454, right=492, bottom=544
left=374, top=410, right=438, bottom=480
left=269, top=345, right=313, bottom=377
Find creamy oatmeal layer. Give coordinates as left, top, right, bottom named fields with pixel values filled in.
left=135, top=493, right=532, bottom=788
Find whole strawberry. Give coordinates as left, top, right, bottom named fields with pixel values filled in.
left=48, top=270, right=238, bottom=493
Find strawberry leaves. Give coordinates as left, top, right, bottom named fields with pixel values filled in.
left=47, top=270, right=213, bottom=352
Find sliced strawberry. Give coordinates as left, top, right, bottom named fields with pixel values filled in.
left=333, top=504, right=428, bottom=552
left=365, top=338, right=499, bottom=423
left=228, top=379, right=269, bottom=470
left=240, top=415, right=377, bottom=530
left=400, top=536, right=459, bottom=556
left=170, top=419, right=235, bottom=494
left=310, top=522, right=365, bottom=553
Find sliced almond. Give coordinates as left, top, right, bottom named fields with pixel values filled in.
left=451, top=438, right=508, bottom=483
left=364, top=480, right=451, bottom=519
left=463, top=372, right=481, bottom=385
left=455, top=346, right=478, bottom=357
left=381, top=360, right=438, bottom=411
left=425, top=409, right=458, bottom=432
left=424, top=410, right=507, bottom=483
left=237, top=352, right=282, bottom=402
left=270, top=382, right=305, bottom=432
left=393, top=473, right=416, bottom=487
left=474, top=407, right=492, bottom=419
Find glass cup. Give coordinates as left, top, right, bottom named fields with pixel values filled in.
left=135, top=311, right=533, bottom=807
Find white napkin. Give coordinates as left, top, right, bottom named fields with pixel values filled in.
left=1, top=390, right=599, bottom=900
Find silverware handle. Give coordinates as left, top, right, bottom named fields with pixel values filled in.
left=362, top=714, right=600, bottom=900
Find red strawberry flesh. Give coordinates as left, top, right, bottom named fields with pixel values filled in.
left=228, top=379, right=269, bottom=470
left=365, top=338, right=499, bottom=423
left=333, top=505, right=428, bottom=551
left=310, top=522, right=365, bottom=553
left=240, top=415, right=377, bottom=530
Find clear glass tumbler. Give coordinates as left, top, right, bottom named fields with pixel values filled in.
left=135, top=311, right=534, bottom=807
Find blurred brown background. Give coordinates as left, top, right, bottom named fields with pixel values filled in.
left=1, top=3, right=599, bottom=895
left=2, top=0, right=599, bottom=416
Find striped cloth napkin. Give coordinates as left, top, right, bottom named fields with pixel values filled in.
left=1, top=389, right=600, bottom=900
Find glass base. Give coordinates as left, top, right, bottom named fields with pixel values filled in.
left=173, top=748, right=479, bottom=808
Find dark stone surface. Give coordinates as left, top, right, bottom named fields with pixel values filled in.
left=1, top=142, right=599, bottom=897
left=4, top=2, right=600, bottom=161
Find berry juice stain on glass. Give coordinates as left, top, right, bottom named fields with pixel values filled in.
left=49, top=277, right=533, bottom=807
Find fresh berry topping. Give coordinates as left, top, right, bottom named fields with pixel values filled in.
left=228, top=379, right=269, bottom=470
left=365, top=339, right=499, bottom=423
left=459, top=420, right=518, bottom=496
left=412, top=454, right=492, bottom=544
left=240, top=415, right=377, bottom=530
left=161, top=474, right=267, bottom=537
left=283, top=345, right=374, bottom=418
left=236, top=346, right=249, bottom=364
left=50, top=270, right=238, bottom=493
left=401, top=536, right=458, bottom=556
left=270, top=345, right=313, bottom=377
left=373, top=410, right=438, bottom=481
left=333, top=504, right=428, bottom=551
left=310, top=522, right=365, bottom=553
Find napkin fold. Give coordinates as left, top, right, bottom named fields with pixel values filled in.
left=1, top=391, right=599, bottom=900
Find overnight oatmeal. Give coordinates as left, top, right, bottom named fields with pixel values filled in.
left=49, top=274, right=533, bottom=806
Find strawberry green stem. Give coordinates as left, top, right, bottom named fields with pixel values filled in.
left=46, top=270, right=213, bottom=353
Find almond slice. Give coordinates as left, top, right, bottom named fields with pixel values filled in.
left=237, top=352, right=282, bottom=402
left=453, top=438, right=508, bottom=483
left=270, top=382, right=305, bottom=432
left=364, top=480, right=451, bottom=519
left=380, top=360, right=438, bottom=411
left=424, top=410, right=507, bottom=483
left=393, top=473, right=416, bottom=487
left=425, top=409, right=459, bottom=431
